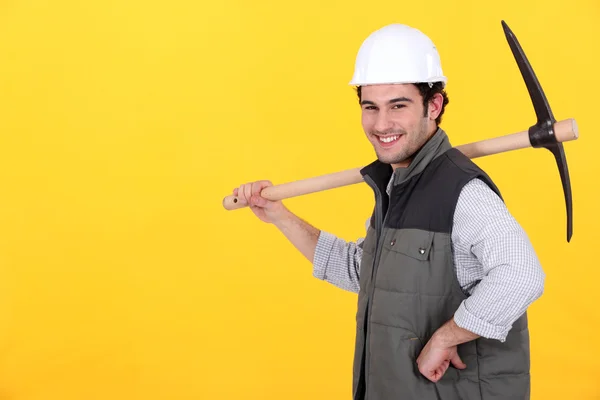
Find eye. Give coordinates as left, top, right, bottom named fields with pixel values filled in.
left=363, top=105, right=377, bottom=111
left=392, top=104, right=406, bottom=109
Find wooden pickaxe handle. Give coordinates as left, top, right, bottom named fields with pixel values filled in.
left=222, top=118, right=578, bottom=211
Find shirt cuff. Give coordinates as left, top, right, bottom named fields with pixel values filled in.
left=454, top=300, right=511, bottom=342
left=312, top=231, right=337, bottom=280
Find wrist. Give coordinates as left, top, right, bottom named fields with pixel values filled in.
left=271, top=207, right=294, bottom=228
left=432, top=318, right=479, bottom=348
left=431, top=328, right=453, bottom=349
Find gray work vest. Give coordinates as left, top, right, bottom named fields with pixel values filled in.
left=352, top=143, right=531, bottom=400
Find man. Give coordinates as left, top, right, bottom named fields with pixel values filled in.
left=233, top=23, right=544, bottom=399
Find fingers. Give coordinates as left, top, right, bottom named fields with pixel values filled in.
left=440, top=359, right=450, bottom=376
left=428, top=360, right=449, bottom=383
left=251, top=181, right=264, bottom=200
left=417, top=346, right=466, bottom=383
left=418, top=355, right=454, bottom=383
left=234, top=181, right=273, bottom=207
left=235, top=184, right=251, bottom=205
left=233, top=183, right=254, bottom=205
left=243, top=183, right=252, bottom=205
left=424, top=356, right=465, bottom=382
left=250, top=181, right=269, bottom=207
left=235, top=184, right=247, bottom=204
left=250, top=192, right=267, bottom=207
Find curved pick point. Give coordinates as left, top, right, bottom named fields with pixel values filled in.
left=501, top=20, right=556, bottom=125
left=502, top=20, right=574, bottom=242
left=547, top=143, right=573, bottom=242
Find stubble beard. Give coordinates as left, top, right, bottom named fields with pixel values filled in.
left=373, top=118, right=430, bottom=166
left=375, top=141, right=412, bottom=165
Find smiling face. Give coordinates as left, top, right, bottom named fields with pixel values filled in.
left=360, top=83, right=443, bottom=169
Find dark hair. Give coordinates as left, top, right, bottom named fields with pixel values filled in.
left=356, top=82, right=449, bottom=125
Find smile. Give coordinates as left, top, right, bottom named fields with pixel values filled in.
left=376, top=134, right=402, bottom=145
left=379, top=135, right=399, bottom=143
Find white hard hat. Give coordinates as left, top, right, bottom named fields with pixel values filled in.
left=349, top=24, right=447, bottom=87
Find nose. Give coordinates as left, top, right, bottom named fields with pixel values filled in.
left=374, top=110, right=393, bottom=133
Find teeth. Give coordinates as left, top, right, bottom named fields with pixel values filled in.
left=379, top=135, right=399, bottom=143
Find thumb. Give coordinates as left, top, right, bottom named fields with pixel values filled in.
left=450, top=352, right=466, bottom=369
left=250, top=195, right=268, bottom=208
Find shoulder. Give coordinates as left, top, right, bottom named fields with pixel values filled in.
left=437, top=148, right=485, bottom=174
left=459, top=178, right=504, bottom=206
left=452, top=178, right=524, bottom=249
left=455, top=178, right=511, bottom=223
left=424, top=149, right=501, bottom=194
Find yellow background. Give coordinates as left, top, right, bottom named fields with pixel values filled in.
left=0, top=0, right=597, bottom=399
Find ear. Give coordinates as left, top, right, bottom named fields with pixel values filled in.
left=427, top=93, right=444, bottom=121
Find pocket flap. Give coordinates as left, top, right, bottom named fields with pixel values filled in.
left=383, top=229, right=434, bottom=261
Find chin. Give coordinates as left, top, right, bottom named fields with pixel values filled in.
left=375, top=148, right=411, bottom=164
left=376, top=154, right=404, bottom=165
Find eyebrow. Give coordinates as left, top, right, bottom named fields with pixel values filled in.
left=360, top=97, right=413, bottom=106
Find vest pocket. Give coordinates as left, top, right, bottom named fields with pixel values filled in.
left=366, top=322, right=441, bottom=399
left=374, top=229, right=436, bottom=293
left=366, top=321, right=483, bottom=400
left=383, top=229, right=434, bottom=261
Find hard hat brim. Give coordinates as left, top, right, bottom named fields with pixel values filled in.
left=348, top=77, right=447, bottom=87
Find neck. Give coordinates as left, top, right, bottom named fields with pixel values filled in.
left=392, top=159, right=411, bottom=170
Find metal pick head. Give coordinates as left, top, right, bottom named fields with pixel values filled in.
left=501, top=20, right=573, bottom=242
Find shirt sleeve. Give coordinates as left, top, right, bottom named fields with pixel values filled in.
left=452, top=178, right=545, bottom=342
left=312, top=219, right=369, bottom=294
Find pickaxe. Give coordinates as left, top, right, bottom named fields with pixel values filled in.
left=222, top=21, right=578, bottom=242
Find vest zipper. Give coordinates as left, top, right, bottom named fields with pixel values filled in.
left=362, top=175, right=391, bottom=398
